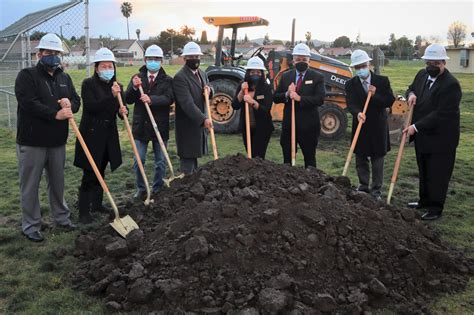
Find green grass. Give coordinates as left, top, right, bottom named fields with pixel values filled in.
left=0, top=62, right=473, bottom=313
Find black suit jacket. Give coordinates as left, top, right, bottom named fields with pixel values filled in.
left=406, top=68, right=461, bottom=153
left=345, top=72, right=395, bottom=157
left=125, top=65, right=174, bottom=142
left=173, top=65, right=210, bottom=159
left=273, top=68, right=325, bottom=134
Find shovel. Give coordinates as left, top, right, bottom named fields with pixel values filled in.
left=387, top=102, right=415, bottom=205
left=114, top=84, right=152, bottom=205
left=342, top=91, right=373, bottom=176
left=204, top=87, right=219, bottom=160
left=244, top=88, right=252, bottom=159
left=291, top=99, right=296, bottom=166
left=138, top=85, right=184, bottom=186
left=69, top=117, right=139, bottom=238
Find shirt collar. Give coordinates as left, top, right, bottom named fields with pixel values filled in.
left=359, top=72, right=371, bottom=85
left=428, top=75, right=437, bottom=83
left=147, top=71, right=157, bottom=78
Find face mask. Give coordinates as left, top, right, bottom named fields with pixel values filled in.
left=248, top=75, right=261, bottom=85
left=295, top=62, right=308, bottom=72
left=186, top=59, right=200, bottom=71
left=146, top=60, right=161, bottom=72
left=40, top=55, right=61, bottom=70
left=426, top=65, right=440, bottom=77
left=355, top=67, right=370, bottom=78
left=98, top=69, right=115, bottom=82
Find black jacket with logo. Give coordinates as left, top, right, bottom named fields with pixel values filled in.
left=15, top=62, right=80, bottom=147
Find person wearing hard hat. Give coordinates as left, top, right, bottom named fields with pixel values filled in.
left=125, top=44, right=174, bottom=200
left=232, top=56, right=274, bottom=158
left=14, top=33, right=80, bottom=241
left=73, top=48, right=128, bottom=224
left=173, top=41, right=212, bottom=174
left=273, top=43, right=325, bottom=168
left=345, top=49, right=395, bottom=201
left=404, top=43, right=462, bottom=221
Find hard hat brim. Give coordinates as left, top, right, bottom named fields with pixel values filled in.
left=35, top=45, right=64, bottom=52
left=245, top=66, right=266, bottom=70
left=421, top=55, right=449, bottom=60
left=181, top=52, right=204, bottom=56
left=350, top=57, right=372, bottom=67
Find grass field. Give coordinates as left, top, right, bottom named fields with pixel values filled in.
left=0, top=60, right=473, bottom=313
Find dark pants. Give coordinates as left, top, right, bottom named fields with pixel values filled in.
left=355, top=154, right=384, bottom=197
left=80, top=151, right=108, bottom=192
left=180, top=158, right=198, bottom=175
left=242, top=128, right=272, bottom=159
left=415, top=145, right=456, bottom=214
left=281, top=129, right=318, bottom=168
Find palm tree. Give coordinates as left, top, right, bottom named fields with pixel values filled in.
left=120, top=2, right=133, bottom=40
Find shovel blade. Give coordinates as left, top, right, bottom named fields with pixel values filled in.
left=110, top=216, right=139, bottom=238
left=163, top=173, right=185, bottom=187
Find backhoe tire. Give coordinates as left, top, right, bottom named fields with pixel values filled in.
left=209, top=79, right=240, bottom=134
left=319, top=103, right=348, bottom=140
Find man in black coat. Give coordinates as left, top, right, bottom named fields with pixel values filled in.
left=273, top=43, right=325, bottom=168
left=173, top=42, right=212, bottom=174
left=345, top=49, right=395, bottom=200
left=404, top=44, right=462, bottom=221
left=15, top=33, right=80, bottom=241
left=125, top=45, right=174, bottom=199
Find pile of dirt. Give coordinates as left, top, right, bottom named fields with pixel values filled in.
left=71, top=154, right=474, bottom=313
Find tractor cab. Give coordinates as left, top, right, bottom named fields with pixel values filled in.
left=203, top=17, right=270, bottom=133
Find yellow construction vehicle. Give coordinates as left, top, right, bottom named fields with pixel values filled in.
left=203, top=16, right=409, bottom=142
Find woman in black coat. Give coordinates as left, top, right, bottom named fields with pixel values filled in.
left=73, top=48, right=127, bottom=223
left=232, top=57, right=274, bottom=159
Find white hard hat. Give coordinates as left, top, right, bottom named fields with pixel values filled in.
left=93, top=47, right=116, bottom=63
left=245, top=56, right=266, bottom=70
left=350, top=49, right=372, bottom=67
left=421, top=43, right=449, bottom=60
left=181, top=41, right=203, bottom=56
left=36, top=33, right=64, bottom=52
left=292, top=43, right=311, bottom=57
left=145, top=44, right=164, bottom=58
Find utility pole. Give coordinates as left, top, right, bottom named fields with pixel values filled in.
left=85, top=0, right=90, bottom=76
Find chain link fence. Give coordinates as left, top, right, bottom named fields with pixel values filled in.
left=0, top=0, right=88, bottom=129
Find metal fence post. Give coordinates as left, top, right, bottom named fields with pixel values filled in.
left=6, top=94, right=12, bottom=129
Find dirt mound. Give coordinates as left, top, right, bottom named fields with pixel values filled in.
left=71, top=154, right=474, bottom=313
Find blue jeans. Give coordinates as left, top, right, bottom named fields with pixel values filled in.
left=133, top=139, right=166, bottom=193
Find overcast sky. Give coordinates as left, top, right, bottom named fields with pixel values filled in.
left=1, top=0, right=473, bottom=45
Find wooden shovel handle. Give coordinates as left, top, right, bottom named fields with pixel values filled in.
left=138, top=85, right=176, bottom=177
left=291, top=99, right=296, bottom=166
left=115, top=88, right=151, bottom=203
left=342, top=91, right=373, bottom=176
left=69, top=117, right=120, bottom=219
left=244, top=88, right=252, bottom=159
left=204, top=88, right=218, bottom=160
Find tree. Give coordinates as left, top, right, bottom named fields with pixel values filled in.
left=332, top=35, right=351, bottom=48
left=30, top=31, right=47, bottom=40
left=305, top=31, right=312, bottom=47
left=447, top=21, right=467, bottom=48
left=244, top=33, right=249, bottom=43
left=120, top=2, right=133, bottom=40
left=356, top=31, right=361, bottom=44
left=414, top=35, right=422, bottom=50
left=200, top=30, right=208, bottom=44
left=180, top=25, right=196, bottom=39
left=263, top=33, right=271, bottom=45
left=272, top=39, right=284, bottom=45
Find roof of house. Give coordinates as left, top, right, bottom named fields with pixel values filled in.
left=320, top=47, right=352, bottom=56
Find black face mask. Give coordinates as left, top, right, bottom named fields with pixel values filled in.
left=248, top=75, right=261, bottom=85
left=40, top=55, right=61, bottom=71
left=426, top=65, right=440, bottom=77
left=186, top=59, right=200, bottom=71
left=295, top=62, right=308, bottom=72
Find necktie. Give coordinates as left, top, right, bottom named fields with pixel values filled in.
left=426, top=79, right=433, bottom=90
left=296, top=73, right=303, bottom=92
left=195, top=71, right=202, bottom=86
left=363, top=80, right=369, bottom=93
left=149, top=75, right=155, bottom=86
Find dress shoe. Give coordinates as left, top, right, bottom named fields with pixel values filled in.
left=421, top=211, right=442, bottom=221
left=373, top=195, right=382, bottom=202
left=24, top=231, right=44, bottom=242
left=57, top=222, right=77, bottom=231
left=356, top=185, right=370, bottom=193
left=407, top=201, right=422, bottom=209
